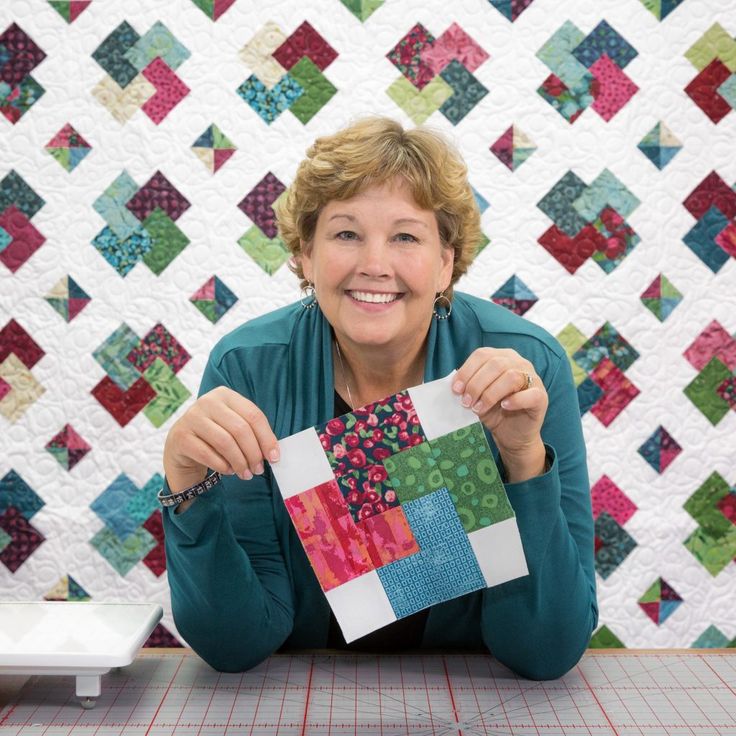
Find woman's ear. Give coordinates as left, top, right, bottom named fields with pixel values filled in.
left=299, top=239, right=313, bottom=282
left=439, top=243, right=454, bottom=291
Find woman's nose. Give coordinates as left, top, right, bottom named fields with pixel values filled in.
left=357, top=238, right=391, bottom=277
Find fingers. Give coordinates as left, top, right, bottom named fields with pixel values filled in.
left=453, top=348, right=538, bottom=415
left=220, top=391, right=280, bottom=464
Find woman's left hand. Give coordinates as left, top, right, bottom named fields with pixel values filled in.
left=452, top=348, right=549, bottom=483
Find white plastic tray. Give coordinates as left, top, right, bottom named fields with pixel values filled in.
left=0, top=602, right=162, bottom=707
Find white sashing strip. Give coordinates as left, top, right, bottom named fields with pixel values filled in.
left=271, top=427, right=335, bottom=499
left=326, top=571, right=397, bottom=643
left=408, top=372, right=477, bottom=441
left=468, top=518, right=529, bottom=587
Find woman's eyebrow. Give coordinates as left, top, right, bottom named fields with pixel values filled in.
left=327, top=213, right=428, bottom=229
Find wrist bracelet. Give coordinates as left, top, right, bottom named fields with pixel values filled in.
left=157, top=470, right=222, bottom=507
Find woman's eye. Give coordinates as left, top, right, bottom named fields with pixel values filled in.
left=336, top=231, right=358, bottom=240
left=395, top=232, right=418, bottom=242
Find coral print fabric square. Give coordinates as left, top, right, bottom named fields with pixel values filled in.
left=272, top=373, right=529, bottom=642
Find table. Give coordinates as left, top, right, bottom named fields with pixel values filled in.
left=1, top=649, right=734, bottom=735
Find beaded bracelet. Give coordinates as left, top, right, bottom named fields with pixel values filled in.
left=157, top=470, right=222, bottom=507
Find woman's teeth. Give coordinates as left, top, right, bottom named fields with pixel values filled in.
left=349, top=291, right=399, bottom=304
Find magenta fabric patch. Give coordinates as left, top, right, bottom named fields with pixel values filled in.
left=317, top=392, right=426, bottom=522
left=141, top=57, right=190, bottom=124
left=591, top=475, right=637, bottom=525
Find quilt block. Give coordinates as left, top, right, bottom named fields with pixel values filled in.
left=272, top=373, right=528, bottom=642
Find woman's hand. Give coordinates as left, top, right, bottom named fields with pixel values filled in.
left=452, top=348, right=549, bottom=483
left=163, top=386, right=280, bottom=495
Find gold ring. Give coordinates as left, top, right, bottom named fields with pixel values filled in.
left=523, top=372, right=533, bottom=391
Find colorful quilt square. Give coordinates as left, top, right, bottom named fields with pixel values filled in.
left=273, top=374, right=527, bottom=642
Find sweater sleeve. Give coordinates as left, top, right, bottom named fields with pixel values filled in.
left=480, top=352, right=598, bottom=680
left=162, top=354, right=294, bottom=671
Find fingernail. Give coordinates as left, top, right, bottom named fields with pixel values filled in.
left=461, top=394, right=472, bottom=408
left=452, top=380, right=464, bottom=394
left=472, top=401, right=484, bottom=414
left=241, top=469, right=253, bottom=481
left=254, top=463, right=264, bottom=475
left=269, top=449, right=280, bottom=463
left=501, top=400, right=510, bottom=410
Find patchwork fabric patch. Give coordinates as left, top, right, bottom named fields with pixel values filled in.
left=90, top=473, right=165, bottom=576
left=45, top=123, right=92, bottom=172
left=590, top=475, right=637, bottom=579
left=490, top=124, right=537, bottom=171
left=190, top=276, right=238, bottom=323
left=536, top=20, right=638, bottom=123
left=91, top=20, right=190, bottom=125
left=237, top=173, right=290, bottom=273
left=557, top=321, right=640, bottom=426
left=638, top=121, right=682, bottom=170
left=684, top=22, right=736, bottom=123
left=272, top=373, right=528, bottom=642
left=0, top=319, right=46, bottom=422
left=537, top=169, right=641, bottom=274
left=683, top=471, right=736, bottom=576
left=0, top=171, right=46, bottom=274
left=0, top=469, right=45, bottom=572
left=45, top=424, right=91, bottom=470
left=638, top=577, right=683, bottom=625
left=238, top=21, right=337, bottom=124
left=48, top=1, right=92, bottom=24
left=386, top=22, right=489, bottom=125
left=92, top=170, right=190, bottom=276
left=0, top=23, right=46, bottom=124
left=191, top=124, right=236, bottom=173
left=44, top=573, right=91, bottom=601
left=91, top=322, right=191, bottom=427
left=682, top=171, right=736, bottom=271
left=491, top=274, right=538, bottom=316
left=683, top=320, right=736, bottom=425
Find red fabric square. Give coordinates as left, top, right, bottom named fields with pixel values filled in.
left=589, top=357, right=640, bottom=427
left=0, top=318, right=44, bottom=368
left=91, top=375, right=156, bottom=426
left=538, top=224, right=605, bottom=273
left=272, top=21, right=338, bottom=72
left=685, top=58, right=732, bottom=125
left=590, top=475, right=637, bottom=525
left=683, top=171, right=736, bottom=221
left=0, top=205, right=45, bottom=273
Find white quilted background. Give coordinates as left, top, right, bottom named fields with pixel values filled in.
left=1, top=0, right=734, bottom=649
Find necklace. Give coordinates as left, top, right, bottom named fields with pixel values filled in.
left=334, top=338, right=355, bottom=410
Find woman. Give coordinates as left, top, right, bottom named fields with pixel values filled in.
left=161, top=117, right=597, bottom=680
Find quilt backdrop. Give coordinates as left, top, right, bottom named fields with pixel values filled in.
left=0, top=0, right=734, bottom=650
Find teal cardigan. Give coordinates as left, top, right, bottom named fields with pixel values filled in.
left=162, top=292, right=597, bottom=679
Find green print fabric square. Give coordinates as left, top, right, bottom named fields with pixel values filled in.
left=384, top=423, right=515, bottom=534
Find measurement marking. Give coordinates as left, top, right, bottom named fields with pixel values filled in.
left=442, top=657, right=462, bottom=736
left=577, top=661, right=620, bottom=736
left=299, top=654, right=314, bottom=736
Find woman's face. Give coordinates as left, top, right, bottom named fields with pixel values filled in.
left=300, top=177, right=454, bottom=355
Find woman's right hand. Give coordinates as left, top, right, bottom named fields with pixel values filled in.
left=163, top=386, right=280, bottom=495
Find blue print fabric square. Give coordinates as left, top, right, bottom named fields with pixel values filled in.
left=376, top=488, right=485, bottom=618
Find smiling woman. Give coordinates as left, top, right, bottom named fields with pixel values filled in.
left=160, top=116, right=597, bottom=681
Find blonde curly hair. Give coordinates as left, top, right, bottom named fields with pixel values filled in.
left=275, top=116, right=482, bottom=300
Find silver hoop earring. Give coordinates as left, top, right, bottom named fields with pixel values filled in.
left=301, top=283, right=317, bottom=309
left=433, top=291, right=452, bottom=320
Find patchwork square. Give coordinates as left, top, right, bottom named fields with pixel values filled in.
left=273, top=373, right=527, bottom=642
